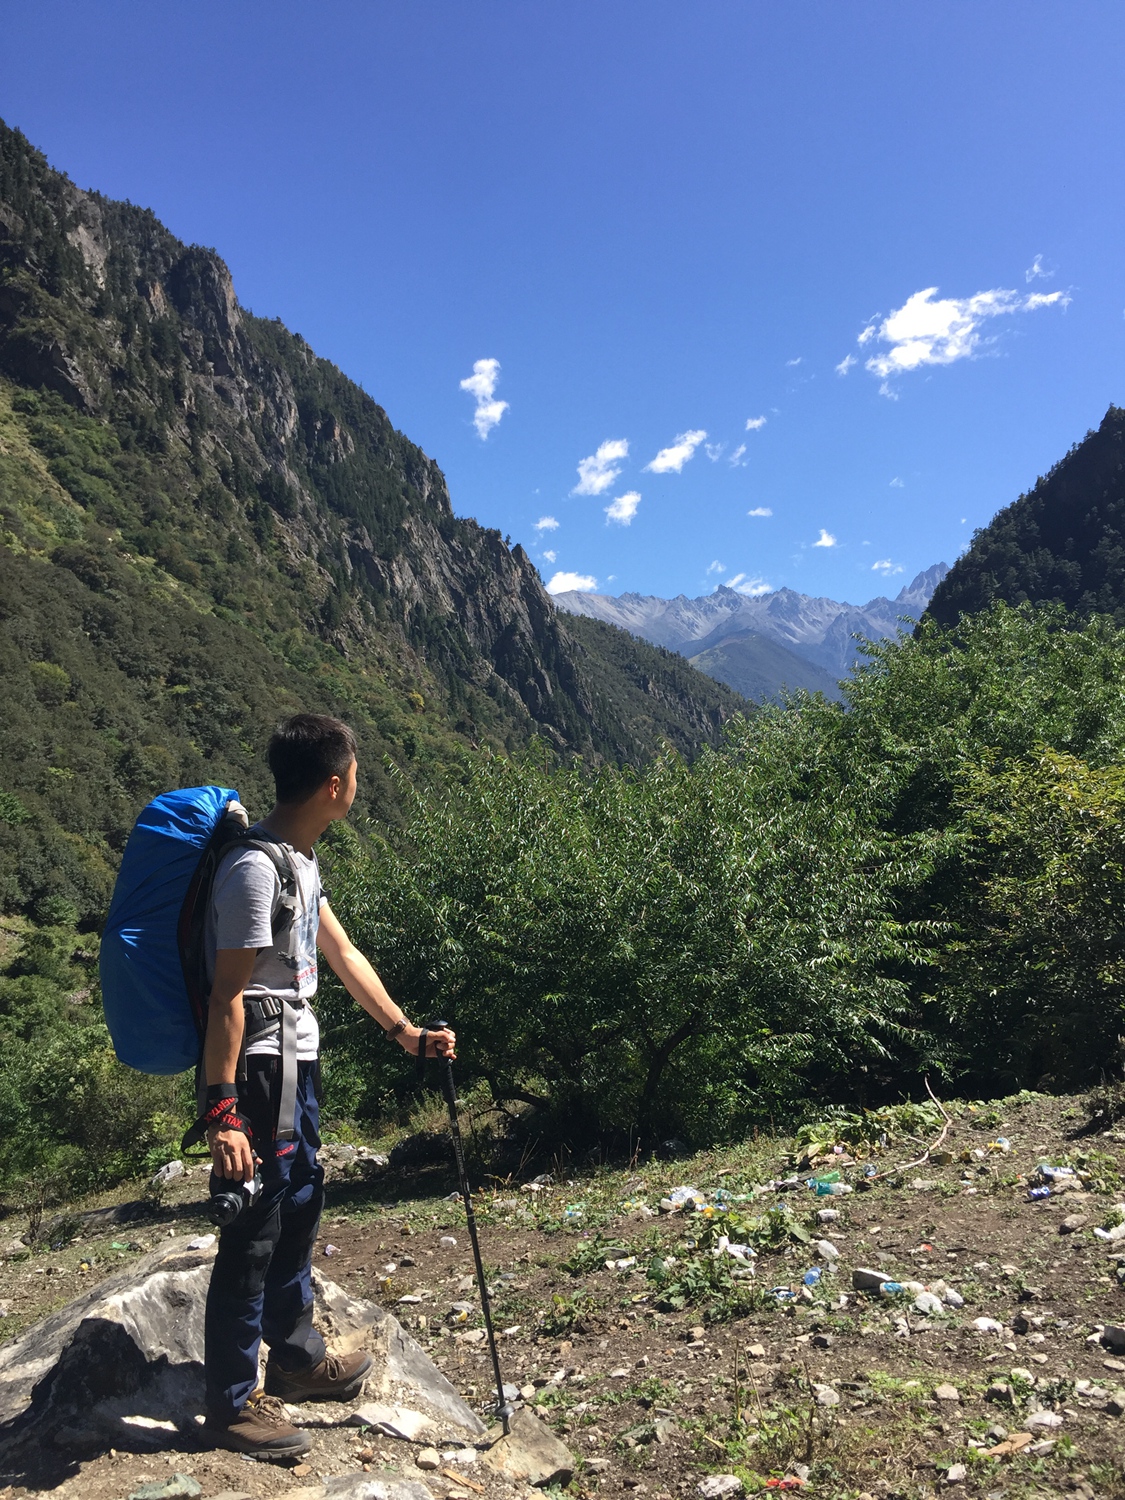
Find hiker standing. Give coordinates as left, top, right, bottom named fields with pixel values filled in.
left=195, top=713, right=455, bottom=1458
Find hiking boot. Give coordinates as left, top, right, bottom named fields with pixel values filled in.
left=264, top=1348, right=373, bottom=1403
left=203, top=1392, right=311, bottom=1458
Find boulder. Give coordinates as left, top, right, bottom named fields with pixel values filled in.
left=483, top=1408, right=575, bottom=1487
left=0, top=1235, right=483, bottom=1463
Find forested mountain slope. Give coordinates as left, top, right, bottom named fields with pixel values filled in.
left=0, top=121, right=744, bottom=923
left=926, top=405, right=1125, bottom=628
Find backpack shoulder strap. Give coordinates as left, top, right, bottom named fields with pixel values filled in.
left=217, top=834, right=300, bottom=946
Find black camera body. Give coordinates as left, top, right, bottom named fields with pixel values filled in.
left=208, top=1170, right=263, bottom=1227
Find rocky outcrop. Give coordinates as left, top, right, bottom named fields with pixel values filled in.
left=0, top=1237, right=482, bottom=1460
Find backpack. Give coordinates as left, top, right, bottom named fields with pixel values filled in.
left=100, top=786, right=299, bottom=1076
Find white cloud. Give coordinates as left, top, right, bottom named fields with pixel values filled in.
left=727, top=573, right=772, bottom=596
left=1026, top=253, right=1053, bottom=283
left=862, top=285, right=1071, bottom=390
left=706, top=560, right=725, bottom=575
left=728, top=443, right=748, bottom=466
left=812, top=529, right=837, bottom=548
left=534, top=515, right=559, bottom=531
left=858, top=323, right=877, bottom=345
left=573, top=438, right=629, bottom=496
left=745, top=415, right=767, bottom=430
left=705, top=441, right=726, bottom=462
left=645, top=429, right=707, bottom=474
left=835, top=354, right=857, bottom=376
left=546, top=570, right=597, bottom=594
left=542, top=549, right=556, bottom=563
left=605, top=491, right=641, bottom=525
left=785, top=357, right=802, bottom=367
left=459, top=358, right=509, bottom=439
left=872, top=559, right=903, bottom=576
left=889, top=476, right=904, bottom=488
left=747, top=506, right=773, bottom=517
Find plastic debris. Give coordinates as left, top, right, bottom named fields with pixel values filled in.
left=974, top=1316, right=1005, bottom=1334
left=771, top=1286, right=796, bottom=1301
left=185, top=1234, right=216, bottom=1251
left=803, top=1267, right=822, bottom=1287
left=880, top=1280, right=906, bottom=1296
left=987, top=1137, right=1012, bottom=1154
left=815, top=1238, right=840, bottom=1262
left=440, top=1235, right=458, bottom=1249
left=563, top=1205, right=584, bottom=1223
left=667, top=1186, right=706, bottom=1210
left=1027, top=1186, right=1051, bottom=1201
left=324, top=1243, right=339, bottom=1256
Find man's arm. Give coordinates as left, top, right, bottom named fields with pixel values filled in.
left=204, top=947, right=258, bottom=1183
left=317, top=902, right=455, bottom=1058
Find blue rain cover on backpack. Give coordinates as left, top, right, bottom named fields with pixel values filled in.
left=101, top=785, right=239, bottom=1074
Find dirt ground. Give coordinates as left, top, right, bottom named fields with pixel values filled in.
left=2, top=1090, right=1124, bottom=1500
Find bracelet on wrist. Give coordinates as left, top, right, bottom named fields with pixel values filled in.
left=385, top=1018, right=408, bottom=1041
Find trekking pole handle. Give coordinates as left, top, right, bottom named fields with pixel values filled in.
left=430, top=1018, right=458, bottom=1110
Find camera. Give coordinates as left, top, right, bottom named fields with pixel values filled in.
left=208, top=1170, right=263, bottom=1227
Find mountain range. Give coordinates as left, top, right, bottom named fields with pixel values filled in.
left=554, top=564, right=949, bottom=701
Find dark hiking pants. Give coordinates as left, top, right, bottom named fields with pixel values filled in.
left=204, top=1057, right=326, bottom=1421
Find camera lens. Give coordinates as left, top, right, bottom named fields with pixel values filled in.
left=207, top=1190, right=245, bottom=1228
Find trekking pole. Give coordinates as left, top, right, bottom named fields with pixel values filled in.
left=422, top=1020, right=512, bottom=1435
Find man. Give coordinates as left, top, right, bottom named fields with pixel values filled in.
left=198, top=713, right=455, bottom=1459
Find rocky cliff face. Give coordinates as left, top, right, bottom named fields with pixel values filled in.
left=0, top=119, right=742, bottom=772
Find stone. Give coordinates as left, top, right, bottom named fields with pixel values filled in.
left=973, top=1317, right=1004, bottom=1334
left=348, top=1404, right=432, bottom=1441
left=1060, top=1214, right=1089, bottom=1234
left=483, top=1408, right=575, bottom=1487
left=205, top=1494, right=254, bottom=1500
left=986, top=1381, right=1013, bottom=1404
left=747, top=1343, right=767, bottom=1358
left=697, top=1479, right=743, bottom=1499
left=287, top=1481, right=434, bottom=1499
left=0, top=1236, right=484, bottom=1462
left=914, top=1292, right=944, bottom=1316
left=814, top=1383, right=840, bottom=1407
left=416, top=1448, right=441, bottom=1470
left=1105, top=1388, right=1125, bottom=1417
left=1101, top=1325, right=1125, bottom=1351
left=934, top=1384, right=960, bottom=1404
left=944, top=1464, right=967, bottom=1484
left=129, top=1478, right=201, bottom=1500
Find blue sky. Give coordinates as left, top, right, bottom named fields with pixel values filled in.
left=2, top=2, right=1122, bottom=604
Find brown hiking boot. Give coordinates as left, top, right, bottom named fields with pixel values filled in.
left=204, top=1392, right=311, bottom=1458
left=264, top=1348, right=373, bottom=1403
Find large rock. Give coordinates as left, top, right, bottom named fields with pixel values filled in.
left=0, top=1236, right=483, bottom=1460
left=482, top=1408, right=574, bottom=1487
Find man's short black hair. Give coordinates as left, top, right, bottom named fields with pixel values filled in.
left=267, top=713, right=357, bottom=804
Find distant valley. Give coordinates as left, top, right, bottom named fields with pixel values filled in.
left=554, top=563, right=949, bottom=702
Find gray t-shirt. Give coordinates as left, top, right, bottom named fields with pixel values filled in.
left=204, top=829, right=324, bottom=1061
